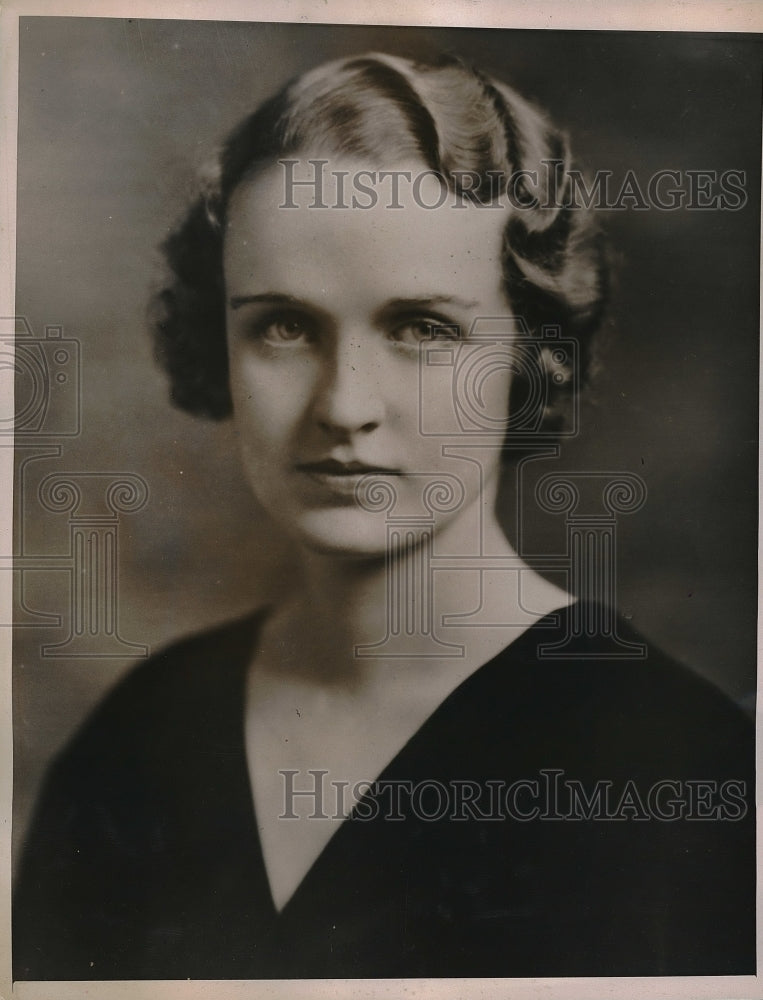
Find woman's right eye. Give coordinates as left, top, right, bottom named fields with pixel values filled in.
left=252, top=313, right=317, bottom=346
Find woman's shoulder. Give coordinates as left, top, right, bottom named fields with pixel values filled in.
left=14, top=609, right=268, bottom=981
left=113, top=605, right=263, bottom=689
left=478, top=601, right=753, bottom=773
left=50, top=607, right=267, bottom=773
left=508, top=602, right=750, bottom=706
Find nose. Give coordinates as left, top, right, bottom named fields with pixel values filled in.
left=311, top=332, right=386, bottom=435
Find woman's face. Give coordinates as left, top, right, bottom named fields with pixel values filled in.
left=224, top=158, right=515, bottom=557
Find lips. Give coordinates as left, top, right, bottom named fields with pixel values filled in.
left=296, top=458, right=401, bottom=476
left=295, top=458, right=401, bottom=498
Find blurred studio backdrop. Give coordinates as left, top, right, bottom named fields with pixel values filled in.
left=12, top=19, right=760, bottom=860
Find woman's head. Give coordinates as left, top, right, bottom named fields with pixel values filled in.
left=222, top=156, right=516, bottom=554
left=152, top=51, right=607, bottom=433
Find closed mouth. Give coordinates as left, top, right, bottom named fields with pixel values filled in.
left=296, top=460, right=402, bottom=476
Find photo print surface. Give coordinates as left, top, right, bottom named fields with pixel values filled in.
left=9, top=14, right=760, bottom=986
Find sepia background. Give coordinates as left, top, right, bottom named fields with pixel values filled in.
left=12, top=19, right=760, bottom=863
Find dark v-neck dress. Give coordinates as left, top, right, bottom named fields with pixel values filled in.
left=13, top=604, right=755, bottom=980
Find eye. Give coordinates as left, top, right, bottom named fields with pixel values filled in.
left=251, top=311, right=318, bottom=346
left=390, top=318, right=462, bottom=346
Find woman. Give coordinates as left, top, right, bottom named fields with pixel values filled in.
left=13, top=51, right=754, bottom=981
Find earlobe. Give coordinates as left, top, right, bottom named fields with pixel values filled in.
left=539, top=344, right=574, bottom=390
left=539, top=343, right=575, bottom=433
left=505, top=343, right=575, bottom=439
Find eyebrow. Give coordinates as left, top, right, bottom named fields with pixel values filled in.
left=381, top=295, right=480, bottom=312
left=229, top=292, right=302, bottom=310
left=228, top=292, right=480, bottom=312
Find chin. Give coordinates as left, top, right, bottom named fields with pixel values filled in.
left=289, top=508, right=428, bottom=561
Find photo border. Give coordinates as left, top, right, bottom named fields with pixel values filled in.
left=1, top=2, right=760, bottom=998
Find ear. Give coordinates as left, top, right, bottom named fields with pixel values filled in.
left=538, top=343, right=575, bottom=432
left=506, top=342, right=575, bottom=437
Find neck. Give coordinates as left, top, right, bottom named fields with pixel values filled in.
left=300, top=508, right=513, bottom=640
left=258, top=490, right=571, bottom=688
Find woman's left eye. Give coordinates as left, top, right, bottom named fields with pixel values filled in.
left=390, top=319, right=461, bottom=345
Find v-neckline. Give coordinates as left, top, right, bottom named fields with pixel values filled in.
left=227, top=602, right=576, bottom=920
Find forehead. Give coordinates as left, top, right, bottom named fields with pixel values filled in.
left=223, top=158, right=511, bottom=305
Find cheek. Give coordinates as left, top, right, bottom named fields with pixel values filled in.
left=421, top=350, right=513, bottom=434
left=227, top=353, right=315, bottom=445
left=481, top=366, right=513, bottom=417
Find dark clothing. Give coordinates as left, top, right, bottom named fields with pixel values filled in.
left=13, top=605, right=755, bottom=980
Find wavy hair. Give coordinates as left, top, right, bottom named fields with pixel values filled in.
left=150, top=51, right=607, bottom=437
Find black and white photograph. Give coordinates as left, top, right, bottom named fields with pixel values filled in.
left=3, top=3, right=760, bottom=995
